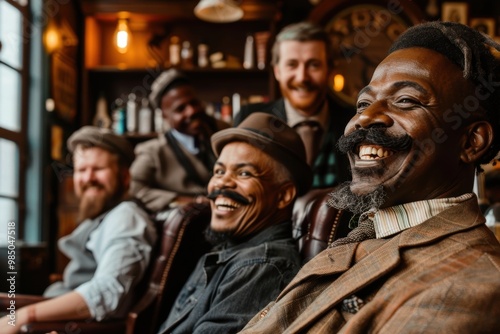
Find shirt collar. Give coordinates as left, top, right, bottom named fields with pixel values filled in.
left=208, top=221, right=293, bottom=264
left=284, top=99, right=329, bottom=130
left=170, top=128, right=199, bottom=154
left=372, top=193, right=474, bottom=238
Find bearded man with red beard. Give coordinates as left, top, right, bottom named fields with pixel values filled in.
left=157, top=112, right=312, bottom=334
left=234, top=21, right=354, bottom=189
left=0, top=126, right=157, bottom=334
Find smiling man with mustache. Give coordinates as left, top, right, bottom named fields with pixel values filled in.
left=0, top=126, right=157, bottom=334
left=157, top=112, right=312, bottom=334
left=239, top=22, right=500, bottom=333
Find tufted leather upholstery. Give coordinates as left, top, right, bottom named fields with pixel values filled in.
left=293, top=187, right=352, bottom=263
left=1, top=189, right=351, bottom=333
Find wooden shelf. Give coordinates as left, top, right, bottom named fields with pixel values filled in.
left=81, top=10, right=276, bottom=125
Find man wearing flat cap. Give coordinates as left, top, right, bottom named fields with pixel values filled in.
left=157, top=112, right=311, bottom=334
left=130, top=69, right=229, bottom=213
left=0, top=126, right=157, bottom=333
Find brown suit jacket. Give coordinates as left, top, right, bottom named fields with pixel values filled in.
left=240, top=196, right=500, bottom=333
left=130, top=119, right=228, bottom=212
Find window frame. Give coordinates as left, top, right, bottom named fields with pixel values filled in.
left=0, top=0, right=30, bottom=239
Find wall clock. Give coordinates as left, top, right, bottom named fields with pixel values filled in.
left=309, top=0, right=424, bottom=107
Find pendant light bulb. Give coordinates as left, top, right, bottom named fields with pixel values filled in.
left=114, top=18, right=131, bottom=54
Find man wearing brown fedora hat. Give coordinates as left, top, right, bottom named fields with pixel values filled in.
left=0, top=126, right=157, bottom=333
left=130, top=69, right=229, bottom=213
left=157, top=112, right=312, bottom=334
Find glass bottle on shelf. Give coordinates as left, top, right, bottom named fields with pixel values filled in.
left=221, top=96, right=232, bottom=124
left=181, top=40, right=194, bottom=68
left=169, top=35, right=181, bottom=67
left=112, top=98, right=126, bottom=135
left=126, top=93, right=137, bottom=133
left=93, top=93, right=111, bottom=129
left=154, top=108, right=164, bottom=134
left=243, top=34, right=254, bottom=69
left=197, top=42, right=209, bottom=68
left=138, top=98, right=153, bottom=134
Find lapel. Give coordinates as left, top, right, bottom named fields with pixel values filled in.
left=271, top=99, right=287, bottom=121
left=284, top=237, right=400, bottom=332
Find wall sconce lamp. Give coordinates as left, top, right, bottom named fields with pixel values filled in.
left=43, top=19, right=62, bottom=54
left=194, top=0, right=244, bottom=23
left=43, top=19, right=78, bottom=54
left=114, top=17, right=132, bottom=54
left=332, top=74, right=345, bottom=92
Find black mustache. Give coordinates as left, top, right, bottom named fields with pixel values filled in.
left=337, top=128, right=413, bottom=154
left=206, top=189, right=250, bottom=205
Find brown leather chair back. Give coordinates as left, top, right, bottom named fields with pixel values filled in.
left=293, top=187, right=352, bottom=263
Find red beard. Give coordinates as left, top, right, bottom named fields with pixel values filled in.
left=76, top=182, right=124, bottom=223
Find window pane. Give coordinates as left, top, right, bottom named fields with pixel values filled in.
left=0, top=138, right=19, bottom=197
left=0, top=64, right=21, bottom=131
left=0, top=0, right=23, bottom=68
left=0, top=198, right=17, bottom=245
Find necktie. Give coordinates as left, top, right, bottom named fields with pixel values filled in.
left=329, top=212, right=376, bottom=247
left=195, top=137, right=216, bottom=171
left=294, top=120, right=323, bottom=166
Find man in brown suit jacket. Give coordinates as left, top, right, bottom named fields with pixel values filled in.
left=240, top=21, right=500, bottom=333
left=130, top=69, right=228, bottom=212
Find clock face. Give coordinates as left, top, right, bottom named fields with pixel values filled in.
left=324, top=4, right=412, bottom=106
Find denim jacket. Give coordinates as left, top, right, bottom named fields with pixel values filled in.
left=157, top=221, right=301, bottom=334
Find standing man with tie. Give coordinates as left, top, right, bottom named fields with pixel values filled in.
left=239, top=21, right=500, bottom=333
left=234, top=21, right=354, bottom=188
left=130, top=69, right=229, bottom=213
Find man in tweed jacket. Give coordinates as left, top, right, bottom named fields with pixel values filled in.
left=239, top=21, right=500, bottom=333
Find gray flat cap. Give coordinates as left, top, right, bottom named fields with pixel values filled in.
left=149, top=68, right=189, bottom=110
left=67, top=126, right=135, bottom=167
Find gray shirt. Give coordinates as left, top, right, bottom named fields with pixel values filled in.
left=44, top=201, right=157, bottom=320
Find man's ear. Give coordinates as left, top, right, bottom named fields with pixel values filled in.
left=277, top=181, right=297, bottom=210
left=273, top=65, right=281, bottom=82
left=122, top=167, right=131, bottom=190
left=460, top=121, right=494, bottom=163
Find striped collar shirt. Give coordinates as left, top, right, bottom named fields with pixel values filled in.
left=373, top=193, right=475, bottom=238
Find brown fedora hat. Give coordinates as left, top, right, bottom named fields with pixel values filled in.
left=211, top=112, right=312, bottom=195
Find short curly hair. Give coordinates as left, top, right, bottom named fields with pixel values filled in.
left=389, top=21, right=500, bottom=167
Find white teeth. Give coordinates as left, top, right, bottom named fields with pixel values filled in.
left=215, top=198, right=241, bottom=211
left=358, top=145, right=393, bottom=160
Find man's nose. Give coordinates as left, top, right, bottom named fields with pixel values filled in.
left=353, top=102, right=394, bottom=130
left=295, top=64, right=309, bottom=82
left=214, top=172, right=236, bottom=189
left=81, top=169, right=97, bottom=183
